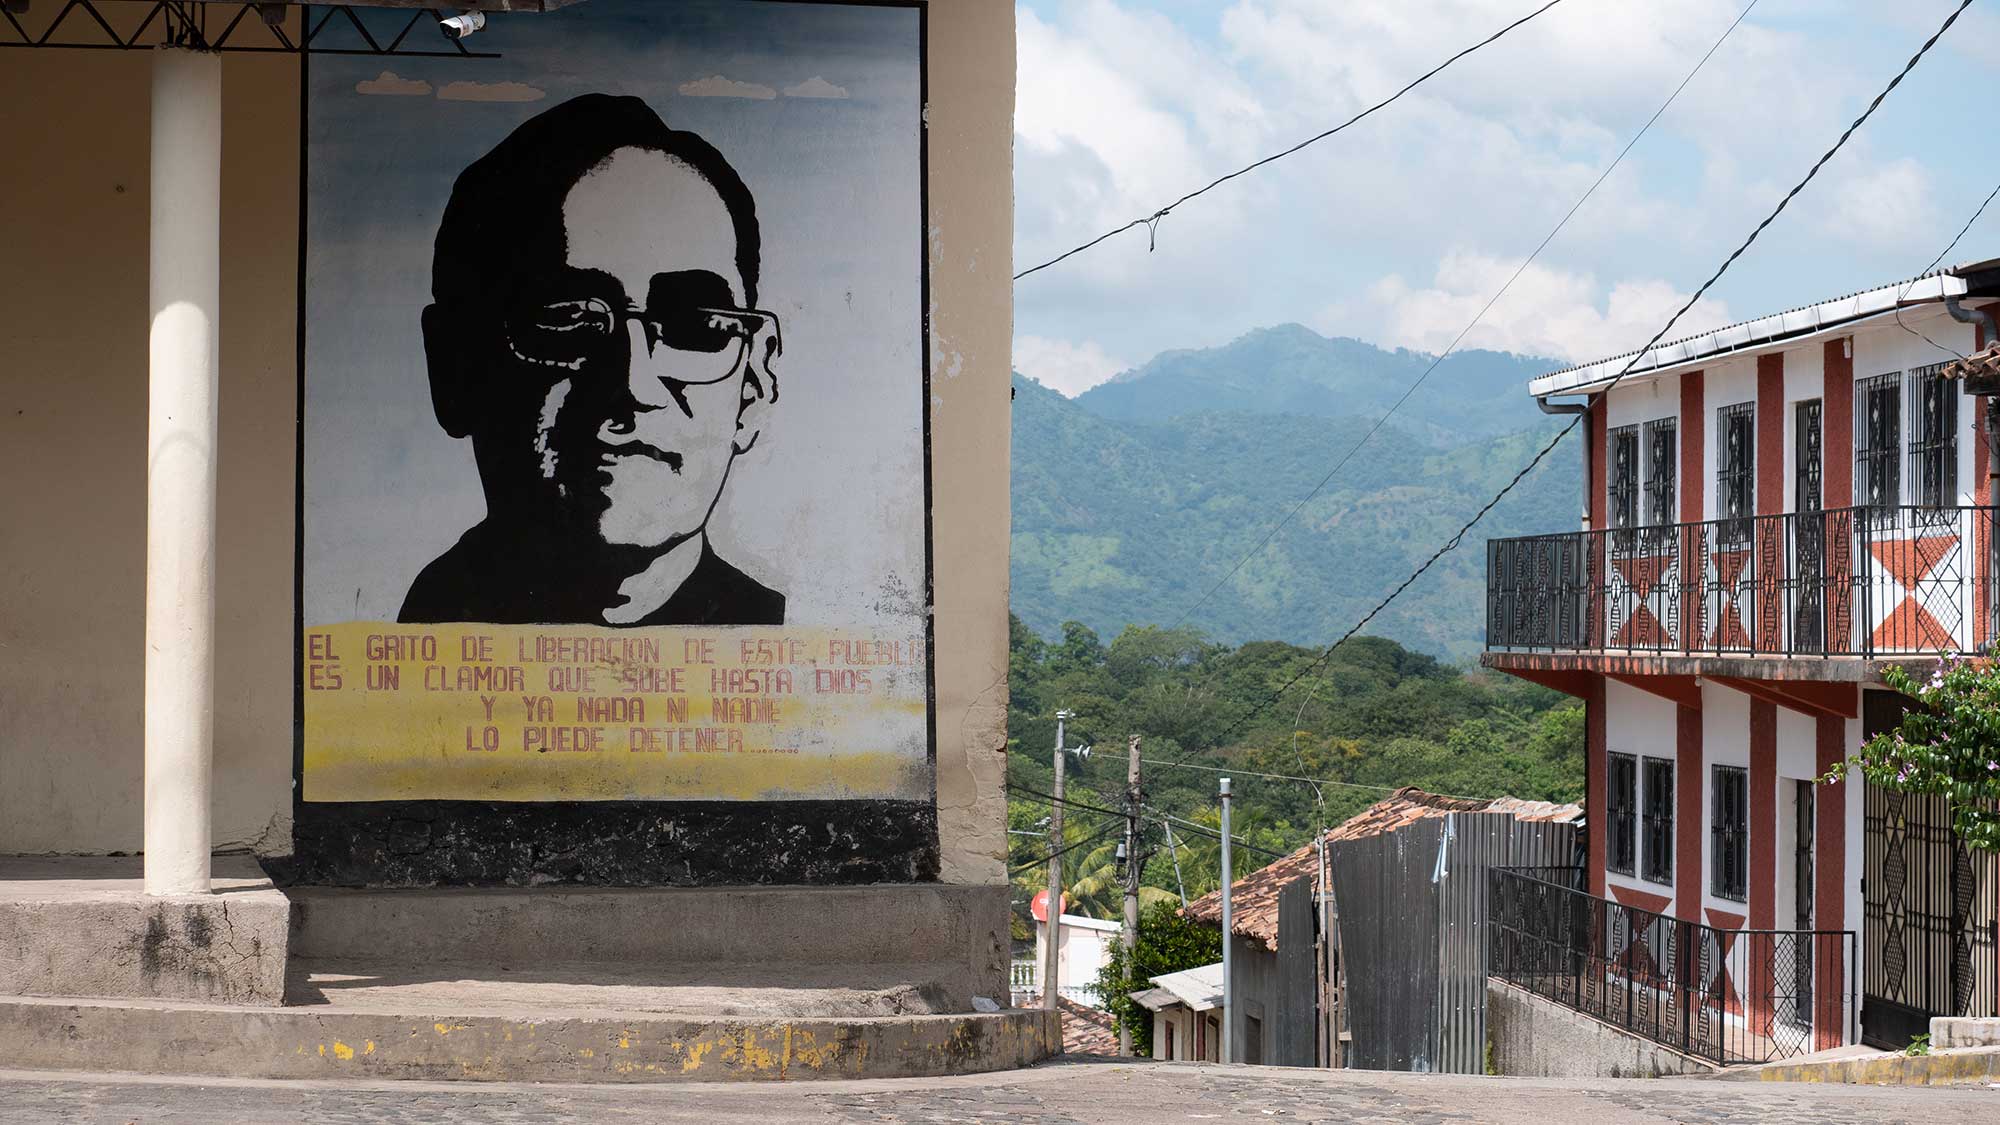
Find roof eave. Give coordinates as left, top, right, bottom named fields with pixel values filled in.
left=1526, top=272, right=1973, bottom=398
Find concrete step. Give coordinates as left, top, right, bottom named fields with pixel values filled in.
left=0, top=855, right=290, bottom=1006
left=0, top=993, right=1058, bottom=1082
left=288, top=957, right=966, bottom=1017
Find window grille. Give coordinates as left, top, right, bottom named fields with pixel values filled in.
left=1712, top=764, right=1748, bottom=902
left=1717, top=402, right=1755, bottom=541
left=1644, top=418, right=1677, bottom=529
left=1608, top=425, right=1639, bottom=537
left=1642, top=757, right=1675, bottom=885
left=1855, top=372, right=1901, bottom=509
left=1608, top=752, right=1637, bottom=876
left=1907, top=363, right=1958, bottom=508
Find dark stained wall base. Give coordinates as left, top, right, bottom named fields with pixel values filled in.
left=279, top=800, right=940, bottom=888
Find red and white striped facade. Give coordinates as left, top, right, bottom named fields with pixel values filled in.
left=1484, top=265, right=2000, bottom=1049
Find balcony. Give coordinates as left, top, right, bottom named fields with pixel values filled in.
left=1486, top=506, right=2000, bottom=663
left=1489, top=868, right=1856, bottom=1064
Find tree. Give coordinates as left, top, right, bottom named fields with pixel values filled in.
left=1092, top=900, right=1223, bottom=1056
left=1825, top=657, right=2000, bottom=851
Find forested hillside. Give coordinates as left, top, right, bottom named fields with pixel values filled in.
left=1010, top=324, right=1578, bottom=660
left=1003, top=617, right=1582, bottom=931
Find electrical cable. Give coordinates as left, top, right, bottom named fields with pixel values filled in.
left=1138, top=756, right=1494, bottom=802
left=1171, top=0, right=1977, bottom=761
left=1158, top=813, right=1289, bottom=860
left=1894, top=177, right=2000, bottom=359
left=1006, top=781, right=1130, bottom=822
left=1163, top=0, right=1762, bottom=634
left=1012, top=0, right=1568, bottom=281
left=1008, top=822, right=1121, bottom=875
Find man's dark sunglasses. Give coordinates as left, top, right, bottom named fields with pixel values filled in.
left=504, top=298, right=782, bottom=385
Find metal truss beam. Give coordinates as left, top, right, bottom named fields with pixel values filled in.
left=0, top=1, right=502, bottom=57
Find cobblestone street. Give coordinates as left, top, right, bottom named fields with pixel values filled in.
left=4, top=1060, right=1997, bottom=1124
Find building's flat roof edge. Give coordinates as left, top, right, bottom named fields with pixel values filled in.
left=1527, top=272, right=1971, bottom=398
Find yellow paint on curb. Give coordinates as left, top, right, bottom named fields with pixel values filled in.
left=332, top=1041, right=354, bottom=1061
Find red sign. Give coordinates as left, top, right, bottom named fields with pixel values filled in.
left=1029, top=889, right=1069, bottom=923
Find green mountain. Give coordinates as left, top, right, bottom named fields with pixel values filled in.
left=1076, top=323, right=1553, bottom=444
left=1010, top=325, right=1578, bottom=661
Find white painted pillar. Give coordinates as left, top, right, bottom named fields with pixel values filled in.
left=143, top=47, right=222, bottom=896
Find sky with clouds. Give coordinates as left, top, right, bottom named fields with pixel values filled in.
left=1013, top=0, right=2000, bottom=396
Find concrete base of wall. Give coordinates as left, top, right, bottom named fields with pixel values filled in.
left=1720, top=1045, right=2000, bottom=1085
left=0, top=859, right=1039, bottom=1079
left=0, top=994, right=1059, bottom=1082
left=1932, top=1016, right=2000, bottom=1049
left=0, top=856, right=290, bottom=1006
left=288, top=882, right=1012, bottom=1010
left=1485, top=979, right=1721, bottom=1079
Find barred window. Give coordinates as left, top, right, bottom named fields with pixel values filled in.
left=1855, top=372, right=1900, bottom=509
left=1711, top=764, right=1748, bottom=902
left=1642, top=757, right=1674, bottom=886
left=1608, top=425, right=1639, bottom=534
left=1644, top=418, right=1677, bottom=528
left=1907, top=363, right=1958, bottom=508
left=1608, top=752, right=1637, bottom=876
left=1717, top=402, right=1755, bottom=540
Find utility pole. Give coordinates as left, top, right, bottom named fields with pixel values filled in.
left=1043, top=709, right=1069, bottom=1013
left=1162, top=818, right=1187, bottom=904
left=1119, top=734, right=1142, bottom=1055
left=1219, top=776, right=1234, bottom=1064
left=1043, top=711, right=1090, bottom=1013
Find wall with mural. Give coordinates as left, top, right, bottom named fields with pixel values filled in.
left=294, top=0, right=938, bottom=885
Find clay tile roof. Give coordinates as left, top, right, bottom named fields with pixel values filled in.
left=1180, top=787, right=1582, bottom=951
left=1054, top=996, right=1120, bottom=1055
left=1944, top=342, right=2000, bottom=387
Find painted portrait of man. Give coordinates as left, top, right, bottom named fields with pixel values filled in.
left=401, top=94, right=786, bottom=626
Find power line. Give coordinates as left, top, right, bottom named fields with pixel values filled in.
left=1178, top=0, right=1977, bottom=760
left=1163, top=0, right=1762, bottom=634
left=1012, top=780, right=1287, bottom=859
left=1895, top=177, right=2000, bottom=359
left=1008, top=822, right=1120, bottom=876
left=1011, top=0, right=1568, bottom=282
left=1007, top=781, right=1129, bottom=822
left=1139, top=756, right=1493, bottom=803
left=1159, top=813, right=1288, bottom=860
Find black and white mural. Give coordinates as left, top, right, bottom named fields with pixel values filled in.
left=294, top=0, right=933, bottom=883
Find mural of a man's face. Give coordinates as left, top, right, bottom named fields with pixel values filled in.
left=436, top=146, right=770, bottom=553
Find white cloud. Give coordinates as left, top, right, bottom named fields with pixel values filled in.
left=354, top=71, right=431, bottom=97
left=783, top=76, right=849, bottom=99
left=1335, top=250, right=1734, bottom=364
left=678, top=75, right=778, bottom=100
left=435, top=80, right=546, bottom=103
left=1822, top=157, right=1936, bottom=253
left=1013, top=0, right=1996, bottom=375
left=1014, top=335, right=1131, bottom=396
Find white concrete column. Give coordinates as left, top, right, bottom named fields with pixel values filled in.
left=144, top=47, right=222, bottom=896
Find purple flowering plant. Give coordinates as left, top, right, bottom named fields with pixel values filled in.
left=1820, top=655, right=2000, bottom=851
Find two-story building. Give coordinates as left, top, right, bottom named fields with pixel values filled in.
left=1482, top=260, right=2000, bottom=1062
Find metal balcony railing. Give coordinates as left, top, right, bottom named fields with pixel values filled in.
left=1486, top=506, right=2000, bottom=658
left=1488, top=867, right=1856, bottom=1065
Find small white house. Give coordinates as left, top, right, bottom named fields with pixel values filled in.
left=1132, top=962, right=1224, bottom=1062
left=1024, top=912, right=1121, bottom=1007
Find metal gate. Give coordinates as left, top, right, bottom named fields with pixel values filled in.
left=1861, top=782, right=1999, bottom=1047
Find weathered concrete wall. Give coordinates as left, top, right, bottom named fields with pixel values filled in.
left=0, top=49, right=299, bottom=857
left=0, top=2, right=1012, bottom=894
left=1485, top=979, right=1719, bottom=1079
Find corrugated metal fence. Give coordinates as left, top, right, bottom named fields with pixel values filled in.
left=1330, top=812, right=1580, bottom=1072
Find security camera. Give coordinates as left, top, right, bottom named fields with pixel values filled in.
left=439, top=11, right=485, bottom=39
